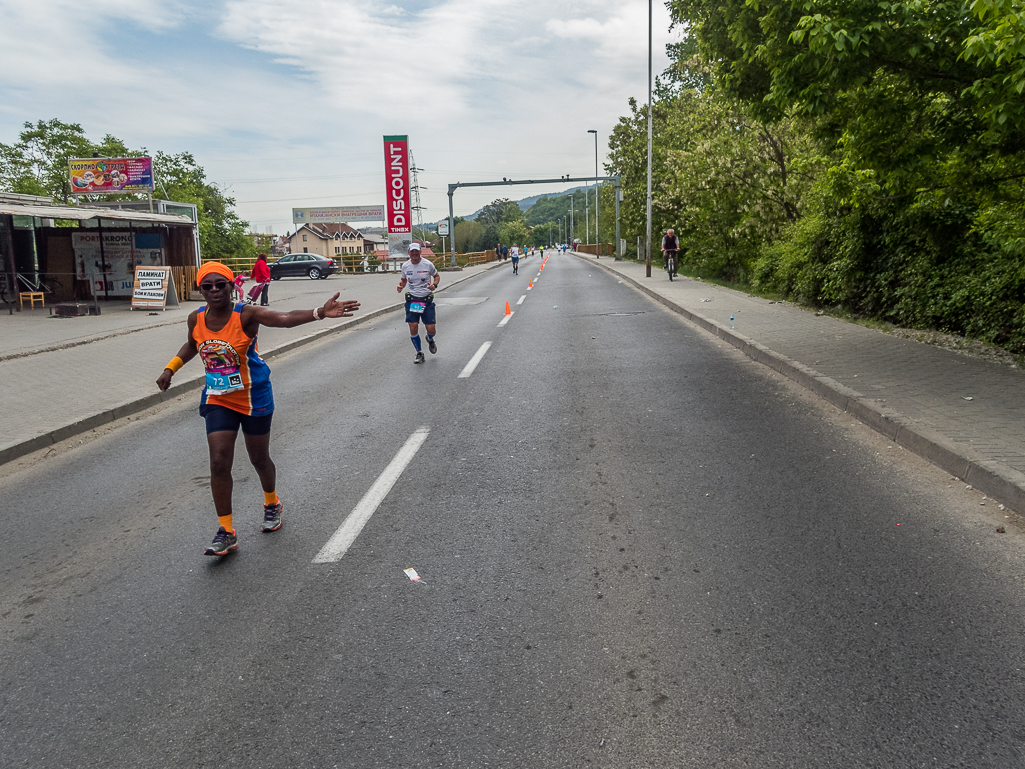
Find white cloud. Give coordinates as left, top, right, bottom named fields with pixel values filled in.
left=0, top=0, right=678, bottom=230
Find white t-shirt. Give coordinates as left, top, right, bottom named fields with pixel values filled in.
left=510, top=247, right=520, bottom=259
left=401, top=257, right=438, bottom=298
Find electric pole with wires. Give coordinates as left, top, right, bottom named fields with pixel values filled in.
left=409, top=150, right=429, bottom=245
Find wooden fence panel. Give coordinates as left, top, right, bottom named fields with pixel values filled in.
left=171, top=265, right=197, bottom=301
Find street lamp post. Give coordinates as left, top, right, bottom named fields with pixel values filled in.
left=588, top=129, right=599, bottom=257
left=570, top=196, right=574, bottom=249
left=645, top=0, right=653, bottom=277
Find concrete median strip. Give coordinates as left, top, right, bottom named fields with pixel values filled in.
left=579, top=253, right=1025, bottom=515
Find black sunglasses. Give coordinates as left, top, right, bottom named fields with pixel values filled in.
left=200, top=280, right=230, bottom=291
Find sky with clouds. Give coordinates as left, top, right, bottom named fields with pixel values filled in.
left=0, top=0, right=677, bottom=233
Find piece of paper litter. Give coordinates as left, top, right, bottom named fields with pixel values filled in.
left=404, top=568, right=421, bottom=582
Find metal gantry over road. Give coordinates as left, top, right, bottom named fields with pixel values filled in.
left=447, top=176, right=622, bottom=266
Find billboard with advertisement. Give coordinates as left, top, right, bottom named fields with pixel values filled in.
left=69, top=157, right=155, bottom=194
left=292, top=205, right=385, bottom=224
left=383, top=135, right=411, bottom=234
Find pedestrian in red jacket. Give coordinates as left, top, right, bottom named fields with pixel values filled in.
left=249, top=253, right=272, bottom=305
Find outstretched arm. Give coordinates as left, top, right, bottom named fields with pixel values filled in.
left=244, top=293, right=360, bottom=331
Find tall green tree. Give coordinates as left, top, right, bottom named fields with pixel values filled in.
left=666, top=0, right=1025, bottom=348
left=0, top=119, right=96, bottom=201
left=153, top=151, right=255, bottom=263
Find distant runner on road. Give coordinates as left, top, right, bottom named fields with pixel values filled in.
left=396, top=242, right=440, bottom=364
left=510, top=243, right=520, bottom=275
left=156, top=261, right=360, bottom=556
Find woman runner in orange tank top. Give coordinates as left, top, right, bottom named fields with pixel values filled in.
left=157, top=261, right=360, bottom=556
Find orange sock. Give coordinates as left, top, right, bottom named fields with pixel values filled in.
left=264, top=490, right=280, bottom=506
left=218, top=515, right=233, bottom=532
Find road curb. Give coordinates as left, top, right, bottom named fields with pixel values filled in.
left=580, top=253, right=1025, bottom=514
left=0, top=262, right=505, bottom=469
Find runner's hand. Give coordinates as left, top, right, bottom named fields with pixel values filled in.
left=323, top=293, right=360, bottom=318
left=156, top=369, right=173, bottom=392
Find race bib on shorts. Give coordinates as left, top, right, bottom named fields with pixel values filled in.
left=409, top=301, right=426, bottom=314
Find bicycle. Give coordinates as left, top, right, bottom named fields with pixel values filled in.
left=664, top=250, right=677, bottom=281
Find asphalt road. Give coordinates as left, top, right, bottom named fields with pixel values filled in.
left=3, top=251, right=1025, bottom=768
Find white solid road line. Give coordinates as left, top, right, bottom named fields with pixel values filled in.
left=517, top=295, right=526, bottom=305
left=497, top=312, right=514, bottom=327
left=312, top=426, right=430, bottom=564
left=458, top=341, right=492, bottom=378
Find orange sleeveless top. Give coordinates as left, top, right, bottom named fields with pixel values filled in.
left=193, top=303, right=274, bottom=416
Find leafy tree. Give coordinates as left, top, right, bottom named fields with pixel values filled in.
left=962, top=0, right=1025, bottom=142
left=475, top=198, right=522, bottom=227
left=0, top=119, right=96, bottom=202
left=454, top=219, right=483, bottom=252
left=153, top=151, right=255, bottom=263
left=529, top=221, right=556, bottom=246
left=499, top=219, right=529, bottom=246
left=657, top=0, right=1025, bottom=349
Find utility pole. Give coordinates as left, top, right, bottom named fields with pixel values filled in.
left=645, top=0, right=653, bottom=277
left=409, top=149, right=426, bottom=244
left=570, top=195, right=575, bottom=248
left=588, top=129, right=599, bottom=256
left=585, top=187, right=589, bottom=244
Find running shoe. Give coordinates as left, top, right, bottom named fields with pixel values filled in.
left=414, top=352, right=426, bottom=364
left=262, top=501, right=283, bottom=533
left=204, top=526, right=238, bottom=556
left=427, top=338, right=437, bottom=354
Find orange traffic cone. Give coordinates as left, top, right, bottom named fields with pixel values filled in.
left=504, top=301, right=512, bottom=315
left=528, top=279, right=533, bottom=289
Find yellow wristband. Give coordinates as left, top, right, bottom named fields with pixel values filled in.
left=165, top=356, right=184, bottom=374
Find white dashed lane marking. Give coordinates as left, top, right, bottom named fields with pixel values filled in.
left=313, top=427, right=431, bottom=564
left=497, top=313, right=514, bottom=327
left=458, top=342, right=492, bottom=379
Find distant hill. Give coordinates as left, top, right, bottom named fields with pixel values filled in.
left=467, top=186, right=588, bottom=220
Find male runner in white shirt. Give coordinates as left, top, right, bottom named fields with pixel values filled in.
left=396, top=242, right=440, bottom=364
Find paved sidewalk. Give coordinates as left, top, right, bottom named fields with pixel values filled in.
left=0, top=258, right=509, bottom=465
left=579, top=253, right=1025, bottom=513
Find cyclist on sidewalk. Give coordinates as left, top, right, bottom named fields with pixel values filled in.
left=396, top=242, right=440, bottom=364
left=156, top=261, right=360, bottom=556
left=661, top=228, right=680, bottom=278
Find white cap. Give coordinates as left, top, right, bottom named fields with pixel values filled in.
left=408, top=242, right=421, bottom=252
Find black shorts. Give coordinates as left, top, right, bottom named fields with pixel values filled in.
left=405, top=294, right=437, bottom=325
left=200, top=404, right=273, bottom=435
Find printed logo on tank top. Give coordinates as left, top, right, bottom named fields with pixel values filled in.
left=199, top=339, right=244, bottom=394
